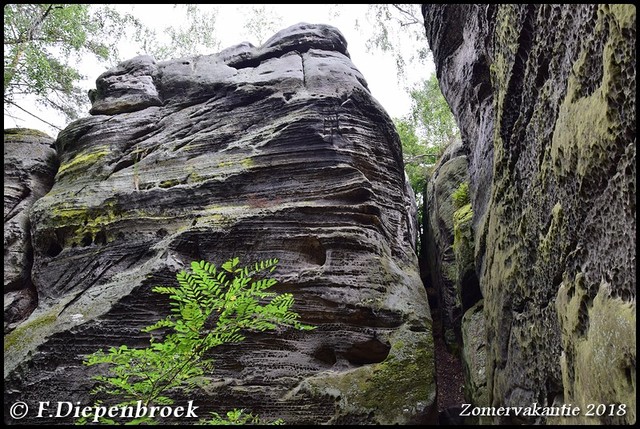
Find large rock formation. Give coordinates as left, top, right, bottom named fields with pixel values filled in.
left=4, top=129, right=57, bottom=331
left=424, top=4, right=636, bottom=424
left=4, top=23, right=435, bottom=424
left=424, top=140, right=481, bottom=350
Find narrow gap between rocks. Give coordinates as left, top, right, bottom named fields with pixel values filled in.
left=422, top=264, right=466, bottom=423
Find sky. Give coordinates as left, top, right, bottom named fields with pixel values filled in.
left=4, top=4, right=435, bottom=137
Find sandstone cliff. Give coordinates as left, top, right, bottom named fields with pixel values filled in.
left=4, top=129, right=57, bottom=331
left=424, top=4, right=635, bottom=424
left=4, top=23, right=435, bottom=424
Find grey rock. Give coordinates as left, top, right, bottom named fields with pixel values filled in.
left=424, top=141, right=471, bottom=349
left=461, top=300, right=488, bottom=411
left=4, top=23, right=435, bottom=425
left=424, top=4, right=636, bottom=424
left=3, top=129, right=57, bottom=329
left=89, top=55, right=161, bottom=115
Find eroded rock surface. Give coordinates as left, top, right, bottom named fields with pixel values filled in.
left=3, top=129, right=57, bottom=331
left=424, top=140, right=480, bottom=350
left=424, top=4, right=636, bottom=424
left=4, top=23, right=435, bottom=424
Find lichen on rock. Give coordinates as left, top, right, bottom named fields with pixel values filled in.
left=424, top=4, right=635, bottom=424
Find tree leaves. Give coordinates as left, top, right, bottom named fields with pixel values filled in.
left=4, top=4, right=220, bottom=128
left=82, top=257, right=313, bottom=424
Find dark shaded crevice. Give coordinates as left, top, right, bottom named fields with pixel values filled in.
left=460, top=270, right=482, bottom=313
left=499, top=4, right=536, bottom=162
left=229, top=44, right=314, bottom=72
left=344, top=338, right=391, bottom=365
left=111, top=158, right=135, bottom=175
left=300, top=51, right=306, bottom=87
left=313, top=345, right=337, bottom=366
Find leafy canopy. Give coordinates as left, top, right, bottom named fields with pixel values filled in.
left=395, top=74, right=460, bottom=255
left=4, top=4, right=219, bottom=128
left=81, top=257, right=313, bottom=425
left=4, top=4, right=114, bottom=124
left=396, top=73, right=460, bottom=198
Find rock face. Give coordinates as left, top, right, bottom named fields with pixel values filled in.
left=4, top=23, right=435, bottom=424
left=424, top=4, right=636, bottom=424
left=460, top=300, right=488, bottom=414
left=424, top=140, right=481, bottom=350
left=3, top=129, right=57, bottom=331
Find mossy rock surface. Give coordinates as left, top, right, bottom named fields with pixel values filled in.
left=424, top=4, right=635, bottom=424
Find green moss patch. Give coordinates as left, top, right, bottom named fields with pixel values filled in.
left=4, top=128, right=52, bottom=139
left=556, top=278, right=636, bottom=424
left=57, top=146, right=109, bottom=178
left=303, top=335, right=436, bottom=424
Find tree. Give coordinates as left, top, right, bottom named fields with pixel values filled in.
left=4, top=4, right=120, bottom=127
left=396, top=73, right=460, bottom=254
left=241, top=5, right=283, bottom=46
left=132, top=4, right=219, bottom=61
left=80, top=257, right=313, bottom=425
left=408, top=74, right=459, bottom=152
left=3, top=4, right=219, bottom=130
left=397, top=73, right=459, bottom=196
left=362, top=4, right=429, bottom=80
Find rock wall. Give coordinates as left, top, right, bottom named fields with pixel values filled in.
left=4, top=129, right=57, bottom=331
left=424, top=4, right=636, bottom=424
left=424, top=140, right=481, bottom=351
left=4, top=24, right=435, bottom=424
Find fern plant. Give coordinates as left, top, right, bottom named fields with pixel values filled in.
left=452, top=181, right=470, bottom=209
left=80, top=257, right=313, bottom=424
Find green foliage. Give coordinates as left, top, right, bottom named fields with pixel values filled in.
left=397, top=74, right=460, bottom=196
left=202, top=409, right=283, bottom=425
left=4, top=4, right=114, bottom=124
left=133, top=4, right=219, bottom=61
left=362, top=4, right=429, bottom=80
left=409, top=74, right=459, bottom=151
left=395, top=74, right=460, bottom=254
left=80, top=257, right=313, bottom=425
left=4, top=4, right=219, bottom=128
left=452, top=182, right=470, bottom=209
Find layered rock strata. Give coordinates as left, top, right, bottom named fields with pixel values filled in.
left=4, top=23, right=435, bottom=424
left=4, top=129, right=57, bottom=331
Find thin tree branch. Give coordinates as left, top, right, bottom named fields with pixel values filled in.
left=25, top=4, right=56, bottom=42
left=4, top=98, right=62, bottom=130
left=391, top=4, right=422, bottom=26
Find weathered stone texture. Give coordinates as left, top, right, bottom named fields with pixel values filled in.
left=424, top=140, right=480, bottom=350
left=4, top=23, right=435, bottom=424
left=424, top=4, right=635, bottom=424
left=4, top=129, right=57, bottom=331
left=460, top=300, right=488, bottom=412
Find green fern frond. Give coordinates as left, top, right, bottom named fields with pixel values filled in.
left=81, top=256, right=313, bottom=424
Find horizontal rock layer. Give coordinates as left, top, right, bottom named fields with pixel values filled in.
left=424, top=4, right=635, bottom=424
left=4, top=23, right=435, bottom=424
left=3, top=129, right=57, bottom=330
